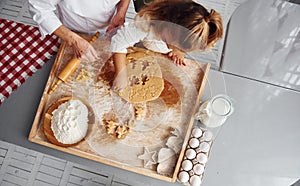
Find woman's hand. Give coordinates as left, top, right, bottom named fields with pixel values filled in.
left=106, top=0, right=130, bottom=33
left=54, top=25, right=99, bottom=61
left=106, top=12, right=125, bottom=33
left=67, top=33, right=99, bottom=61
left=81, top=44, right=99, bottom=62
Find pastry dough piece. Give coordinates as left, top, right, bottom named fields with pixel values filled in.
left=118, top=49, right=164, bottom=103
left=104, top=120, right=117, bottom=134
left=134, top=104, right=146, bottom=120
left=103, top=120, right=133, bottom=139
left=115, top=125, right=130, bottom=139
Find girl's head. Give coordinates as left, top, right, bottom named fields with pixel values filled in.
left=137, top=0, right=223, bottom=51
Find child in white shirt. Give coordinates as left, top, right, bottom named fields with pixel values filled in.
left=111, top=0, right=223, bottom=91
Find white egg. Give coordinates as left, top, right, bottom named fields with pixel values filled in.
left=199, top=142, right=210, bottom=153
left=185, top=148, right=196, bottom=160
left=202, top=130, right=213, bottom=141
left=196, top=153, right=208, bottom=164
left=178, top=171, right=189, bottom=183
left=193, top=163, right=204, bottom=175
left=189, top=138, right=200, bottom=148
left=181, top=159, right=193, bottom=171
left=190, top=175, right=202, bottom=186
left=192, top=127, right=202, bottom=138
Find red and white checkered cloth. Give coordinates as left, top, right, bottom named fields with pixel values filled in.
left=0, top=19, right=61, bottom=105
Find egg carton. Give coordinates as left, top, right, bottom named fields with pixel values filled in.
left=177, top=126, right=214, bottom=186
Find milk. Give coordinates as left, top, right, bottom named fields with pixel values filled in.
left=212, top=97, right=231, bottom=116
left=195, top=95, right=233, bottom=128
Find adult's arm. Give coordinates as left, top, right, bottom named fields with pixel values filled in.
left=53, top=25, right=98, bottom=60
left=29, top=0, right=98, bottom=60
left=106, top=0, right=131, bottom=33
left=28, top=0, right=62, bottom=37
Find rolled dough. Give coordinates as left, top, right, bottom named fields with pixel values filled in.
left=118, top=48, right=164, bottom=103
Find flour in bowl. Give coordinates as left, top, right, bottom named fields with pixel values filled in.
left=51, top=99, right=88, bottom=144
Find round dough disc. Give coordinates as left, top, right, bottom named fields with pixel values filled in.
left=118, top=50, right=164, bottom=103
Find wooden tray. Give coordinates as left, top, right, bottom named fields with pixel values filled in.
left=28, top=34, right=210, bottom=182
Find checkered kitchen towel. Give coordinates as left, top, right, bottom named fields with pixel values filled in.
left=0, top=19, right=60, bottom=105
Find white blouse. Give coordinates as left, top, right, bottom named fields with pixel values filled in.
left=111, top=17, right=172, bottom=54
left=29, top=0, right=120, bottom=37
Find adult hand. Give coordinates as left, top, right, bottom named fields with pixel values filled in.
left=54, top=26, right=99, bottom=61
left=68, top=34, right=99, bottom=61
left=81, top=45, right=99, bottom=62
left=106, top=13, right=125, bottom=33
left=106, top=0, right=130, bottom=33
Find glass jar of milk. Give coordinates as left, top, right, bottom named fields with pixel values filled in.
left=195, top=95, right=233, bottom=128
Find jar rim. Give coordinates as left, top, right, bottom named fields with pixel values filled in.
left=210, top=95, right=233, bottom=116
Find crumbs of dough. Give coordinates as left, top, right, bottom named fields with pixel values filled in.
left=103, top=120, right=135, bottom=140
left=76, top=68, right=91, bottom=82
left=134, top=104, right=146, bottom=120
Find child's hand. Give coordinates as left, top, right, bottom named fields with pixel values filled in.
left=112, top=69, right=128, bottom=93
left=167, top=48, right=186, bottom=66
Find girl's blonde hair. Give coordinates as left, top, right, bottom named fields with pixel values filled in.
left=136, top=0, right=223, bottom=50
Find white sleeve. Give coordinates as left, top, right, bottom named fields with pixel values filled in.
left=142, top=39, right=172, bottom=54
left=28, top=0, right=62, bottom=37
left=110, top=21, right=148, bottom=53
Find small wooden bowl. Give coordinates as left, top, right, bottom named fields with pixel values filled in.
left=43, top=97, right=84, bottom=147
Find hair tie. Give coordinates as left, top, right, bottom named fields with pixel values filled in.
left=204, top=10, right=214, bottom=23
left=209, top=9, right=216, bottom=18
left=204, top=16, right=210, bottom=23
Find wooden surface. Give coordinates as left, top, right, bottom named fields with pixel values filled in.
left=28, top=34, right=210, bottom=182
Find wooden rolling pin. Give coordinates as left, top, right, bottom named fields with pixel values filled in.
left=48, top=32, right=100, bottom=94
